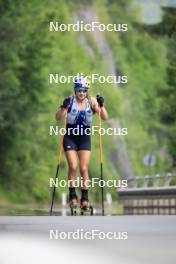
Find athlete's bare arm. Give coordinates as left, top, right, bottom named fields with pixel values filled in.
left=55, top=107, right=67, bottom=121
left=91, top=97, right=108, bottom=121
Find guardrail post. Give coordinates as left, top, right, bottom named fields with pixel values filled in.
left=143, top=175, right=150, bottom=187
left=153, top=174, right=161, bottom=187
left=164, top=173, right=172, bottom=186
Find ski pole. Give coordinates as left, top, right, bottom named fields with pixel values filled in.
left=98, top=107, right=105, bottom=216
left=49, top=111, right=67, bottom=216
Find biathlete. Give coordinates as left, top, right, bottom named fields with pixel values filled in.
left=55, top=77, right=108, bottom=210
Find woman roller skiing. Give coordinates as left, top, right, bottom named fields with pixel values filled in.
left=56, top=77, right=108, bottom=214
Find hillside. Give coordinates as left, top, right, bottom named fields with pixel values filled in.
left=0, top=0, right=175, bottom=204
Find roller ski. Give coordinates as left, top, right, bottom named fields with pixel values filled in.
left=70, top=198, right=78, bottom=216
left=80, top=199, right=93, bottom=215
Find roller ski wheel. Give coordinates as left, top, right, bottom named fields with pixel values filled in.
left=70, top=198, right=78, bottom=216
left=80, top=200, right=93, bottom=216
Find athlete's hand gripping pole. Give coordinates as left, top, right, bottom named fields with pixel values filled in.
left=49, top=110, right=68, bottom=216
left=98, top=103, right=105, bottom=216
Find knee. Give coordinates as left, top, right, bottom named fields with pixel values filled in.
left=80, top=165, right=88, bottom=175
left=69, top=164, right=77, bottom=174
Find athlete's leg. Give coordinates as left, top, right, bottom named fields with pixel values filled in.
left=65, top=150, right=78, bottom=186
left=77, top=150, right=91, bottom=189
left=78, top=150, right=91, bottom=207
left=65, top=150, right=78, bottom=205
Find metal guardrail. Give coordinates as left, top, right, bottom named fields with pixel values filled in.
left=127, top=173, right=176, bottom=188
left=118, top=173, right=176, bottom=215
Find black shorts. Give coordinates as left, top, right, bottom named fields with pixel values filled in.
left=63, top=134, right=91, bottom=151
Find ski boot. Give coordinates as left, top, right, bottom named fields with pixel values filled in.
left=80, top=189, right=93, bottom=216
left=69, top=188, right=78, bottom=216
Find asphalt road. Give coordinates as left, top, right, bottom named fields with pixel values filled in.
left=0, top=216, right=176, bottom=264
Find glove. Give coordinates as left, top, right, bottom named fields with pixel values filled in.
left=61, top=97, right=71, bottom=109
left=96, top=95, right=104, bottom=107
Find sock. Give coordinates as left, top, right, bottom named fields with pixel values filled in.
left=81, top=189, right=88, bottom=201
left=69, top=187, right=77, bottom=200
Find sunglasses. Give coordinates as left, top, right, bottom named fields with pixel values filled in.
left=76, top=88, right=88, bottom=93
